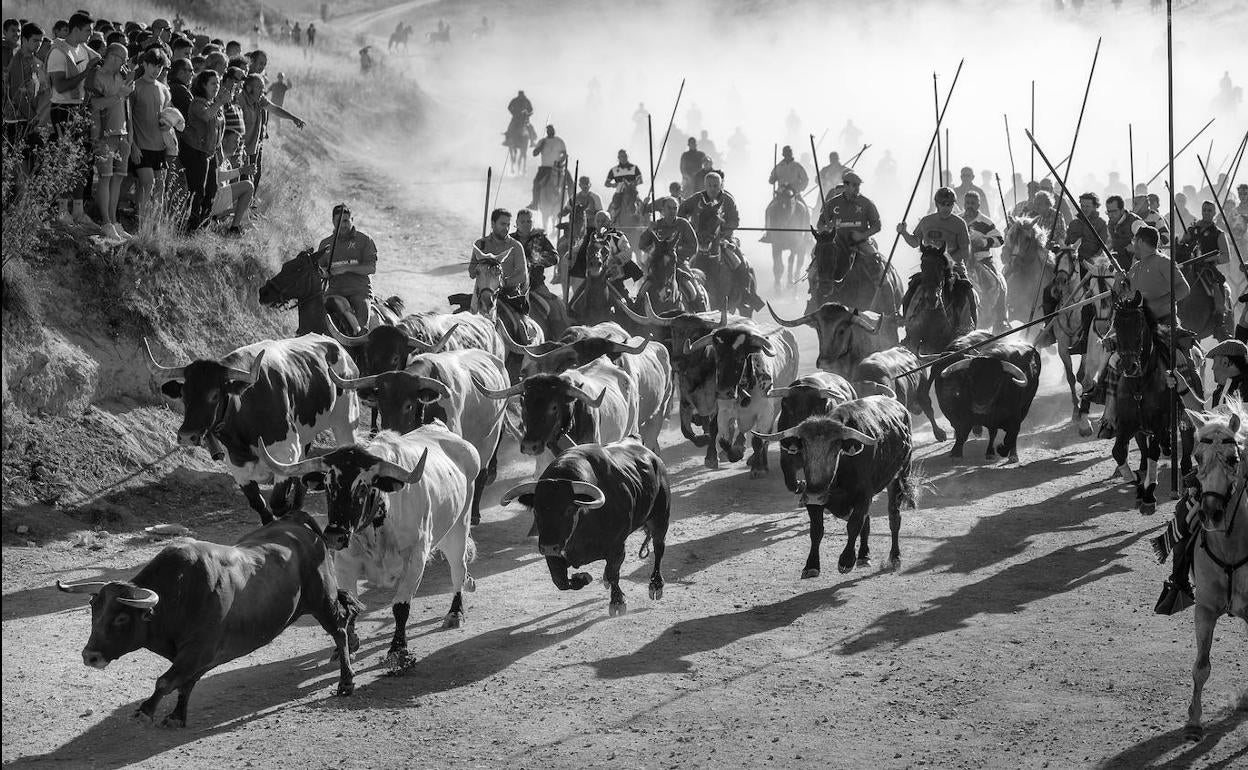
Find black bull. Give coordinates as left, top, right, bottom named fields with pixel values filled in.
left=501, top=438, right=670, bottom=617
left=932, top=341, right=1041, bottom=463
left=57, top=512, right=361, bottom=727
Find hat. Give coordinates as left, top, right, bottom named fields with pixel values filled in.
left=1207, top=339, right=1248, bottom=359
left=842, top=170, right=862, bottom=184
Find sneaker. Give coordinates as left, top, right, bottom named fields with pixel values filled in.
left=113, top=224, right=133, bottom=239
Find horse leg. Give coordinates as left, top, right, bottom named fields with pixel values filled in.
left=1184, top=603, right=1218, bottom=741
left=917, top=387, right=947, bottom=442
left=1134, top=433, right=1148, bottom=502
left=1140, top=435, right=1160, bottom=515
left=1111, top=434, right=1135, bottom=484
left=771, top=244, right=783, bottom=292
left=1059, top=341, right=1079, bottom=423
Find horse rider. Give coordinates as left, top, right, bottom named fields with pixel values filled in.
left=1141, top=193, right=1172, bottom=246
left=470, top=207, right=529, bottom=315
left=603, top=149, right=644, bottom=216
left=1106, top=194, right=1143, bottom=269
left=679, top=171, right=765, bottom=310
left=818, top=151, right=845, bottom=191
left=637, top=196, right=700, bottom=305
left=810, top=169, right=882, bottom=288
left=572, top=210, right=641, bottom=300
left=560, top=175, right=603, bottom=248
left=1028, top=190, right=1067, bottom=245
left=953, top=167, right=987, bottom=211
left=1067, top=192, right=1111, bottom=268
left=503, top=89, right=533, bottom=147
left=765, top=144, right=809, bottom=234
left=1178, top=199, right=1233, bottom=324
left=528, top=124, right=567, bottom=210
left=512, top=208, right=570, bottom=329
left=897, top=186, right=972, bottom=278
left=680, top=137, right=708, bottom=194
left=1094, top=224, right=1192, bottom=438
left=314, top=203, right=377, bottom=332
left=961, top=190, right=1008, bottom=321
left=1159, top=338, right=1248, bottom=614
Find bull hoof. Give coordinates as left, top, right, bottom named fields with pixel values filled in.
left=470, top=513, right=481, bottom=526
left=159, top=715, right=186, bottom=729
left=337, top=681, right=355, bottom=697
left=570, top=572, right=593, bottom=589
left=932, top=427, right=947, bottom=443
left=1183, top=724, right=1204, bottom=743
left=883, top=555, right=902, bottom=572
left=837, top=555, right=855, bottom=574
left=855, top=555, right=873, bottom=569
left=950, top=450, right=963, bottom=463
left=648, top=583, right=664, bottom=601
left=1007, top=452, right=1019, bottom=464
left=463, top=575, right=477, bottom=593
left=608, top=601, right=628, bottom=617
left=801, top=568, right=820, bottom=579
left=1140, top=501, right=1157, bottom=516
left=985, top=447, right=996, bottom=461
left=704, top=455, right=719, bottom=470
left=724, top=448, right=745, bottom=463
left=442, top=611, right=465, bottom=629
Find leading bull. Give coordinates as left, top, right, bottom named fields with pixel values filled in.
left=770, top=372, right=858, bottom=494
left=146, top=333, right=358, bottom=523
left=755, top=396, right=915, bottom=577
left=57, top=512, right=360, bottom=727
left=933, top=340, right=1041, bottom=463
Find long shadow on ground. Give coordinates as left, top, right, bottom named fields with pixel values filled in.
left=1096, top=705, right=1248, bottom=769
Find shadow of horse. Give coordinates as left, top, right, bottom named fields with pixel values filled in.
left=1095, top=704, right=1248, bottom=769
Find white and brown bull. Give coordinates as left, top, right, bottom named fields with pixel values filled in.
left=767, top=301, right=891, bottom=378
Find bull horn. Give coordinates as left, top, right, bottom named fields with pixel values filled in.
left=751, top=426, right=802, bottom=442
left=613, top=337, right=650, bottom=355
left=851, top=310, right=882, bottom=332
left=258, top=442, right=330, bottom=477
left=529, top=342, right=574, bottom=361
left=411, top=376, right=452, bottom=402
left=497, top=320, right=550, bottom=356
left=568, top=480, right=607, bottom=509
left=852, top=381, right=896, bottom=400
left=374, top=448, right=429, bottom=486
left=752, top=334, right=778, bottom=356
left=500, top=482, right=539, bottom=506
left=766, top=387, right=792, bottom=399
left=143, top=337, right=186, bottom=380
left=326, top=315, right=367, bottom=348
left=56, top=579, right=109, bottom=594
left=471, top=375, right=525, bottom=400
left=409, top=324, right=459, bottom=353
left=767, top=302, right=812, bottom=328
left=939, top=358, right=975, bottom=378
left=688, top=332, right=716, bottom=352
left=1000, top=361, right=1029, bottom=387
left=613, top=295, right=658, bottom=326
left=329, top=368, right=382, bottom=391
left=643, top=295, right=674, bottom=326
left=837, top=426, right=878, bottom=446
left=226, top=350, right=265, bottom=385
left=566, top=383, right=606, bottom=408
left=116, top=587, right=160, bottom=610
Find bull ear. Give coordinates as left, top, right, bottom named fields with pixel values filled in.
left=301, top=472, right=326, bottom=490
left=160, top=380, right=183, bottom=399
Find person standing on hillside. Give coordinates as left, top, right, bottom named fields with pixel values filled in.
left=238, top=73, right=304, bottom=194
left=47, top=11, right=101, bottom=227
left=181, top=69, right=229, bottom=230
left=88, top=42, right=133, bottom=242
left=316, top=204, right=377, bottom=331
left=130, top=48, right=173, bottom=230
left=306, top=24, right=316, bottom=49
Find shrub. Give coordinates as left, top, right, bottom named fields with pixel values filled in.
left=1, top=117, right=89, bottom=265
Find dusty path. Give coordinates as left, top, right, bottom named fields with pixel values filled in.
left=3, top=140, right=1246, bottom=766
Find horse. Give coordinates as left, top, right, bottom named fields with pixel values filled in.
left=388, top=23, right=411, bottom=52
left=1180, top=404, right=1248, bottom=742
left=1177, top=244, right=1233, bottom=343
left=503, top=114, right=535, bottom=175
left=636, top=234, right=709, bottom=316
left=693, top=237, right=756, bottom=318
left=806, top=229, right=903, bottom=345
left=426, top=24, right=450, bottom=46
left=1001, top=216, right=1055, bottom=325
left=1110, top=292, right=1173, bottom=515
left=966, top=253, right=1008, bottom=332
left=533, top=164, right=572, bottom=232
left=609, top=181, right=647, bottom=252
left=469, top=252, right=544, bottom=381
left=901, top=243, right=978, bottom=354
left=568, top=240, right=621, bottom=326
left=761, top=187, right=813, bottom=291
left=1045, top=245, right=1114, bottom=424
left=258, top=248, right=403, bottom=336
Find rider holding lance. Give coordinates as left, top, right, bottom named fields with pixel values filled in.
left=470, top=207, right=529, bottom=314
left=1106, top=194, right=1143, bottom=270
left=527, top=125, right=567, bottom=210
left=512, top=208, right=570, bottom=329
left=315, top=204, right=377, bottom=332
left=679, top=171, right=764, bottom=310
left=764, top=145, right=810, bottom=242
left=571, top=210, right=640, bottom=299
left=897, top=186, right=972, bottom=277
left=604, top=149, right=644, bottom=222
left=1066, top=192, right=1110, bottom=267
left=637, top=196, right=699, bottom=306
left=1177, top=200, right=1232, bottom=326
left=961, top=190, right=1008, bottom=325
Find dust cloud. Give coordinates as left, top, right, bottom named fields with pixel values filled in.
left=367, top=0, right=1244, bottom=277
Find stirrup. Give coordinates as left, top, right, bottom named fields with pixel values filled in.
left=1153, top=580, right=1195, bottom=616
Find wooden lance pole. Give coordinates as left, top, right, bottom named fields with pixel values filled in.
left=647, top=114, right=656, bottom=221
left=1004, top=114, right=1019, bottom=209
left=481, top=166, right=492, bottom=238
left=1197, top=155, right=1245, bottom=268
left=564, top=159, right=578, bottom=306
left=1144, top=117, right=1216, bottom=188
left=933, top=73, right=943, bottom=184
left=810, top=134, right=827, bottom=211
left=653, top=78, right=686, bottom=179
left=1030, top=80, right=1036, bottom=191
left=1024, top=129, right=1123, bottom=273
left=1129, top=123, right=1136, bottom=207
left=870, top=58, right=965, bottom=310
left=1166, top=0, right=1178, bottom=493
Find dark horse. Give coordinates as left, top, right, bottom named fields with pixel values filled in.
left=258, top=248, right=403, bottom=335
left=806, top=229, right=903, bottom=345
left=1176, top=241, right=1232, bottom=343
left=901, top=243, right=978, bottom=354
left=1110, top=291, right=1173, bottom=515
left=568, top=240, right=620, bottom=326
left=637, top=234, right=709, bottom=316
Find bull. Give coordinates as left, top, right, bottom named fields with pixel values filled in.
left=755, top=396, right=915, bottom=577
left=261, top=422, right=480, bottom=670
left=767, top=301, right=893, bottom=378
left=328, top=348, right=508, bottom=524
left=769, top=372, right=858, bottom=494
left=853, top=346, right=946, bottom=441
left=687, top=323, right=799, bottom=477
left=56, top=511, right=360, bottom=727
left=933, top=340, right=1041, bottom=463
left=500, top=437, right=670, bottom=616
left=145, top=333, right=358, bottom=524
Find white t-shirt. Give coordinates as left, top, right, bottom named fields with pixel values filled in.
left=537, top=135, right=567, bottom=167
left=46, top=41, right=91, bottom=105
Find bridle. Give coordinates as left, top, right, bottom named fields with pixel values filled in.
left=264, top=253, right=327, bottom=312
left=1115, top=305, right=1152, bottom=379
left=1192, top=433, right=1248, bottom=612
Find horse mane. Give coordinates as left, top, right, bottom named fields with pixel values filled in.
left=1008, top=215, right=1049, bottom=247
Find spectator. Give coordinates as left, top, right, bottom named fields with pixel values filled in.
left=181, top=69, right=228, bottom=229
left=3, top=23, right=46, bottom=165
left=52, top=20, right=69, bottom=40
left=190, top=54, right=206, bottom=74
left=267, top=72, right=290, bottom=107
left=291, top=23, right=302, bottom=46
left=48, top=11, right=100, bottom=226
left=170, top=36, right=191, bottom=62
left=129, top=47, right=173, bottom=227
left=88, top=42, right=133, bottom=242
left=2, top=18, right=18, bottom=71
left=306, top=23, right=316, bottom=48
left=151, top=18, right=171, bottom=46
left=211, top=126, right=254, bottom=234
left=168, top=57, right=193, bottom=119
left=204, top=51, right=227, bottom=75
left=247, top=50, right=267, bottom=76
left=225, top=40, right=241, bottom=58
left=238, top=73, right=304, bottom=194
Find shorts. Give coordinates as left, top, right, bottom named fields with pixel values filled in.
left=134, top=148, right=167, bottom=171
left=93, top=135, right=130, bottom=178
left=211, top=183, right=239, bottom=216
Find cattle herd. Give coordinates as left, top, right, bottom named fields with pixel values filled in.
left=55, top=278, right=1069, bottom=729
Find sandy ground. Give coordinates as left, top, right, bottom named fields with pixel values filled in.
left=4, top=7, right=1247, bottom=769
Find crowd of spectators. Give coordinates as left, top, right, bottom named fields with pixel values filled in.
left=2, top=9, right=306, bottom=243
